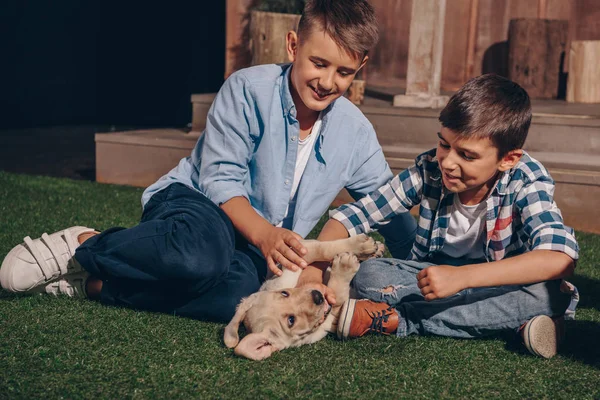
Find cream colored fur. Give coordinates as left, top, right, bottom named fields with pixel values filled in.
left=223, top=234, right=383, bottom=360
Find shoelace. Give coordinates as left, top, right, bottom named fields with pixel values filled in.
left=367, top=306, right=394, bottom=334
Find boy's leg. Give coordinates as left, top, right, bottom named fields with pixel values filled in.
left=172, top=246, right=266, bottom=322
left=74, top=183, right=264, bottom=321
left=0, top=226, right=98, bottom=292
left=376, top=213, right=417, bottom=260
left=96, top=247, right=264, bottom=323
left=76, top=183, right=236, bottom=287
left=344, top=258, right=571, bottom=338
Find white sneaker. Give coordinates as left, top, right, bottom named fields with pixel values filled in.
left=522, top=315, right=565, bottom=359
left=35, top=271, right=90, bottom=297
left=0, top=226, right=96, bottom=293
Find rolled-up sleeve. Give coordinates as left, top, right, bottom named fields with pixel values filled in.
left=516, top=178, right=579, bottom=260
left=198, top=72, right=256, bottom=206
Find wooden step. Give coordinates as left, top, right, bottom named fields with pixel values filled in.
left=96, top=93, right=600, bottom=233
left=95, top=129, right=196, bottom=187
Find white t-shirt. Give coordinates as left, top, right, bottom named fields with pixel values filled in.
left=277, top=113, right=322, bottom=229
left=441, top=194, right=487, bottom=259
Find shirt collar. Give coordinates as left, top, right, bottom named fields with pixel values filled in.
left=280, top=62, right=335, bottom=122
left=280, top=63, right=296, bottom=117
left=493, top=170, right=511, bottom=195
left=281, top=63, right=337, bottom=165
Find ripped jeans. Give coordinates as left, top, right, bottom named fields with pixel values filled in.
left=351, top=257, right=571, bottom=338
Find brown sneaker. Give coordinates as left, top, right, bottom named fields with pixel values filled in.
left=337, top=299, right=399, bottom=339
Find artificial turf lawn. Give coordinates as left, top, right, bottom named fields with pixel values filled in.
left=0, top=171, right=599, bottom=399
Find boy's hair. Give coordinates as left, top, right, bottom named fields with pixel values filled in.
left=439, top=74, right=532, bottom=158
left=297, top=0, right=379, bottom=59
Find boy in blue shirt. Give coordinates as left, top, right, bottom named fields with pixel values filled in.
left=316, top=74, right=579, bottom=358
left=0, top=0, right=416, bottom=322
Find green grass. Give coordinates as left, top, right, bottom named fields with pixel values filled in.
left=0, top=171, right=599, bottom=399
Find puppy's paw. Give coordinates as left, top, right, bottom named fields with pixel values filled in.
left=349, top=234, right=382, bottom=260
left=331, top=252, right=360, bottom=280
left=373, top=241, right=385, bottom=258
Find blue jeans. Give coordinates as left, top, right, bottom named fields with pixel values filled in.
left=352, top=256, right=572, bottom=338
left=75, top=183, right=267, bottom=323
left=74, top=183, right=417, bottom=323
left=377, top=213, right=417, bottom=260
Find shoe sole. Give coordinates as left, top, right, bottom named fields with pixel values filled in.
left=523, top=315, right=559, bottom=358
left=337, top=298, right=357, bottom=340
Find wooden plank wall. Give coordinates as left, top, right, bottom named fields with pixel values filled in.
left=225, top=0, right=258, bottom=79
left=368, top=0, right=576, bottom=90
left=367, top=0, right=413, bottom=88
left=226, top=0, right=600, bottom=89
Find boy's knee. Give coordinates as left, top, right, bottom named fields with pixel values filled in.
left=352, top=259, right=388, bottom=292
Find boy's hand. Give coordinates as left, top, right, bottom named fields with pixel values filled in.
left=416, top=265, right=467, bottom=301
left=256, top=227, right=308, bottom=276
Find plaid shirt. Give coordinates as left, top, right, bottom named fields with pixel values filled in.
left=331, top=149, right=579, bottom=263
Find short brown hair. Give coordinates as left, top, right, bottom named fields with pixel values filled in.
left=297, top=0, right=379, bottom=59
left=439, top=74, right=532, bottom=158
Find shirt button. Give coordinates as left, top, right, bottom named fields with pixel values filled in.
left=290, top=136, right=296, bottom=142
left=285, top=179, right=290, bottom=185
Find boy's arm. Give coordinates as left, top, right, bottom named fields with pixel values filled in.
left=419, top=174, right=579, bottom=300
left=197, top=71, right=255, bottom=207
left=197, top=72, right=308, bottom=274
left=296, top=156, right=428, bottom=288
left=220, top=197, right=307, bottom=276
left=417, top=250, right=575, bottom=300
left=295, top=219, right=350, bottom=288
left=330, top=162, right=423, bottom=237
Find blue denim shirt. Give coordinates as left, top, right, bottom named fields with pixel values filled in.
left=142, top=63, right=392, bottom=238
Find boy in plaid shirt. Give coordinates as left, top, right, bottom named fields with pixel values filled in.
left=313, top=74, right=579, bottom=358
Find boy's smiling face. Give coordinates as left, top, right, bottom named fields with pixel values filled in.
left=286, top=28, right=366, bottom=117
left=436, top=127, right=522, bottom=205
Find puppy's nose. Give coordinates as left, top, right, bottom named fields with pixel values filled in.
left=311, top=290, right=324, bottom=305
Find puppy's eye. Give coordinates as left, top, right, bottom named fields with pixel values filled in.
left=281, top=291, right=289, bottom=297
left=287, top=315, right=295, bottom=327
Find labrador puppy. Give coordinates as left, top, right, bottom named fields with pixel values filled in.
left=223, top=234, right=383, bottom=360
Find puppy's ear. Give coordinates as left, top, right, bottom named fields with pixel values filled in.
left=234, top=332, right=278, bottom=361
left=223, top=293, right=258, bottom=348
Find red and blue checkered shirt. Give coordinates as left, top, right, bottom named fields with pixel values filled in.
left=331, top=148, right=580, bottom=318
left=331, top=149, right=579, bottom=263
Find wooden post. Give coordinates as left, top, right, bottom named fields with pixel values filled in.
left=464, top=0, right=480, bottom=82
left=567, top=41, right=600, bottom=103
left=537, top=0, right=548, bottom=18
left=393, top=0, right=449, bottom=109
left=507, top=19, right=568, bottom=99
left=225, top=0, right=256, bottom=79
left=249, top=10, right=301, bottom=66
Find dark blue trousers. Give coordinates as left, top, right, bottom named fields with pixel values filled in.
left=75, top=183, right=267, bottom=323
left=74, top=183, right=417, bottom=323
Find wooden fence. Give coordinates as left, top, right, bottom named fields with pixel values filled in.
left=225, top=0, right=600, bottom=91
